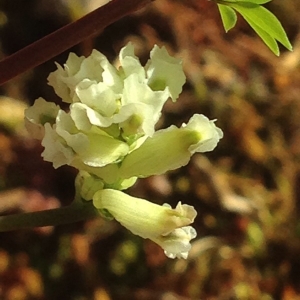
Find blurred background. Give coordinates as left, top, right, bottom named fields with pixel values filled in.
left=0, top=0, right=300, bottom=299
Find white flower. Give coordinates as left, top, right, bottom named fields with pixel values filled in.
left=93, top=189, right=197, bottom=259
left=119, top=43, right=186, bottom=101
left=118, top=73, right=170, bottom=137
left=42, top=123, right=74, bottom=168
left=145, top=45, right=186, bottom=101
left=184, top=114, right=224, bottom=153
left=119, top=114, right=223, bottom=179
left=55, top=109, right=129, bottom=168
left=47, top=50, right=120, bottom=103
left=25, top=43, right=189, bottom=173
left=154, top=226, right=197, bottom=259
left=23, top=44, right=224, bottom=259
left=74, top=80, right=119, bottom=117
left=24, top=98, right=60, bottom=140
left=119, top=43, right=145, bottom=80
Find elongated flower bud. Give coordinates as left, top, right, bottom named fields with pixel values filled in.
left=93, top=189, right=197, bottom=259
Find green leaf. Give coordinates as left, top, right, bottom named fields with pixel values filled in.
left=219, top=0, right=271, bottom=3
left=230, top=2, right=293, bottom=52
left=243, top=14, right=279, bottom=55
left=232, top=0, right=271, bottom=3
left=217, top=4, right=237, bottom=32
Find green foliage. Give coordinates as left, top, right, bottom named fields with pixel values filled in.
left=218, top=4, right=237, bottom=32
left=216, top=0, right=292, bottom=55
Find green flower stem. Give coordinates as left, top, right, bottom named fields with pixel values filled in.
left=0, top=0, right=153, bottom=85
left=0, top=200, right=99, bottom=232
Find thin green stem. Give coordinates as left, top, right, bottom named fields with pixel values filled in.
left=0, top=0, right=153, bottom=85
left=0, top=200, right=99, bottom=232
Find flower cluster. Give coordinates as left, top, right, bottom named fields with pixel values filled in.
left=25, top=44, right=223, bottom=259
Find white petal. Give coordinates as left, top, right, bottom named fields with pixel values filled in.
left=47, top=50, right=111, bottom=103
left=113, top=102, right=156, bottom=138
left=47, top=54, right=85, bottom=103
left=75, top=80, right=118, bottom=116
left=41, top=123, right=74, bottom=168
left=119, top=43, right=145, bottom=80
left=24, top=98, right=60, bottom=140
left=56, top=110, right=129, bottom=167
left=70, top=103, right=113, bottom=131
left=184, top=114, right=223, bottom=153
left=78, top=134, right=129, bottom=167
left=122, top=73, right=169, bottom=117
left=157, top=226, right=197, bottom=259
left=99, top=53, right=123, bottom=93
left=146, top=45, right=186, bottom=101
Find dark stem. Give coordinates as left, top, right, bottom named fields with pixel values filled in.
left=0, top=0, right=153, bottom=85
left=0, top=201, right=99, bottom=232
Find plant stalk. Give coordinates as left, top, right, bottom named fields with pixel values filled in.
left=0, top=0, right=153, bottom=85
left=0, top=200, right=99, bottom=232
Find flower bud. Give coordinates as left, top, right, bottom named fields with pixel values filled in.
left=93, top=189, right=197, bottom=259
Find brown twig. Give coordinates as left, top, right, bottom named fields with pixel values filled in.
left=0, top=0, right=153, bottom=85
